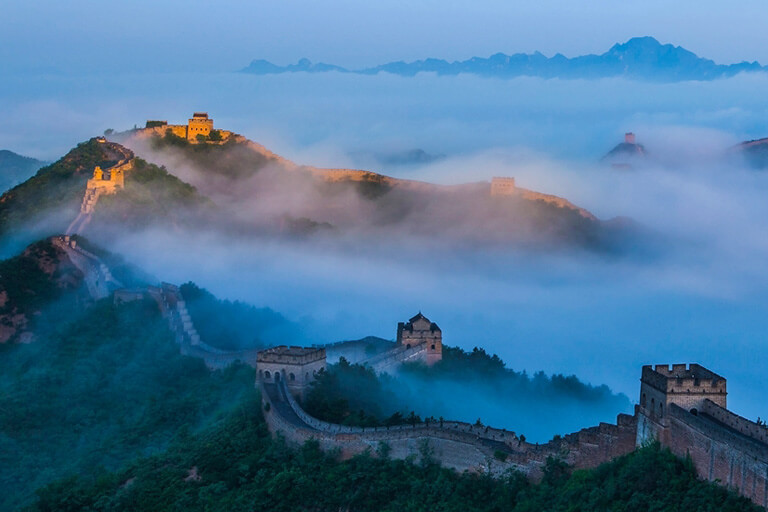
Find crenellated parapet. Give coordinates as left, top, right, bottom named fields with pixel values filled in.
left=639, top=363, right=727, bottom=419
left=637, top=363, right=767, bottom=507
left=136, top=112, right=233, bottom=144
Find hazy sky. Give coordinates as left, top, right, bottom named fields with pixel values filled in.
left=2, top=0, right=767, bottom=74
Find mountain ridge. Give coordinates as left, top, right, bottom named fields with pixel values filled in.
left=0, top=150, right=48, bottom=195
left=242, top=36, right=765, bottom=82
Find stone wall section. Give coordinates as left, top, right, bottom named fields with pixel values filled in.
left=637, top=364, right=768, bottom=507
left=51, top=236, right=122, bottom=300
left=261, top=375, right=637, bottom=479
left=640, top=403, right=768, bottom=508
left=67, top=140, right=135, bottom=236
left=149, top=283, right=260, bottom=369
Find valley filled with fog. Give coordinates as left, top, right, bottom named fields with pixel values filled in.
left=3, top=69, right=768, bottom=427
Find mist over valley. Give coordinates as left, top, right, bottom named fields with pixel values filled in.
left=2, top=9, right=768, bottom=507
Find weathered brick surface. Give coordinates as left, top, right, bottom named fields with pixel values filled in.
left=638, top=364, right=768, bottom=508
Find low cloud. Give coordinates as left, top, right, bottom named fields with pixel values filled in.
left=3, top=70, right=768, bottom=430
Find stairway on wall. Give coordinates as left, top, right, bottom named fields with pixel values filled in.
left=52, top=236, right=123, bottom=300
left=66, top=141, right=134, bottom=236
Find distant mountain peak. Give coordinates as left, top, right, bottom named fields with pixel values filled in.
left=242, top=37, right=765, bottom=82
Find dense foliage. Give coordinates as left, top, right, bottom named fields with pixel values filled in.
left=179, top=282, right=302, bottom=350
left=0, top=298, right=255, bottom=511
left=29, top=401, right=761, bottom=512
left=408, top=345, right=624, bottom=404
left=93, top=157, right=212, bottom=232
left=304, top=346, right=632, bottom=441
left=151, top=131, right=276, bottom=181
left=303, top=358, right=415, bottom=427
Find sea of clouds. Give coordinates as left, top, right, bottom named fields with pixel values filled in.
left=3, top=69, right=768, bottom=431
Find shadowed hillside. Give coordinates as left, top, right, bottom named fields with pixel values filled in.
left=0, top=150, right=46, bottom=194
left=0, top=139, right=212, bottom=254
left=27, top=406, right=761, bottom=511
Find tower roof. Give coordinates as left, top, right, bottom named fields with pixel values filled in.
left=404, top=312, right=441, bottom=332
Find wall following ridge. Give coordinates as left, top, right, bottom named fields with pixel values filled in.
left=150, top=283, right=259, bottom=370
left=261, top=376, right=637, bottom=479
left=51, top=236, right=123, bottom=300
left=657, top=404, right=768, bottom=508
left=700, top=399, right=768, bottom=446
left=360, top=342, right=429, bottom=374
left=67, top=141, right=136, bottom=235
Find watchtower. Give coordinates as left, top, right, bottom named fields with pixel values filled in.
left=639, top=363, right=727, bottom=420
left=625, top=132, right=636, bottom=144
left=256, top=346, right=326, bottom=399
left=397, top=312, right=442, bottom=365
left=490, top=177, right=516, bottom=197
left=187, top=112, right=214, bottom=140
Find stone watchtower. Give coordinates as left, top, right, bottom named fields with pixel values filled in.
left=637, top=363, right=727, bottom=444
left=187, top=112, right=214, bottom=140
left=256, top=346, right=326, bottom=399
left=397, top=312, right=442, bottom=366
left=640, top=363, right=727, bottom=418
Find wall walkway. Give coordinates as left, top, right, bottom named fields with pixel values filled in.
left=261, top=374, right=637, bottom=478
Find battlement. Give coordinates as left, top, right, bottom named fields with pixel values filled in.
left=257, top=345, right=326, bottom=365
left=138, top=112, right=230, bottom=143
left=256, top=346, right=327, bottom=399
left=642, top=364, right=726, bottom=394
left=396, top=312, right=442, bottom=365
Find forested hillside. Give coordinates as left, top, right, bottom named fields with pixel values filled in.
left=29, top=402, right=760, bottom=512
left=0, top=297, right=254, bottom=511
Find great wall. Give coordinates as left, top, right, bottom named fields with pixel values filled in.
left=51, top=240, right=768, bottom=508
left=53, top=114, right=768, bottom=507
left=50, top=233, right=768, bottom=507
left=127, top=112, right=597, bottom=218
left=66, top=138, right=134, bottom=236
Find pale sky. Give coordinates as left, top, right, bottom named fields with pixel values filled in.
left=2, top=0, right=767, bottom=74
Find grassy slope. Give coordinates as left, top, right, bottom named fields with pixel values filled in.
left=93, top=157, right=213, bottom=233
